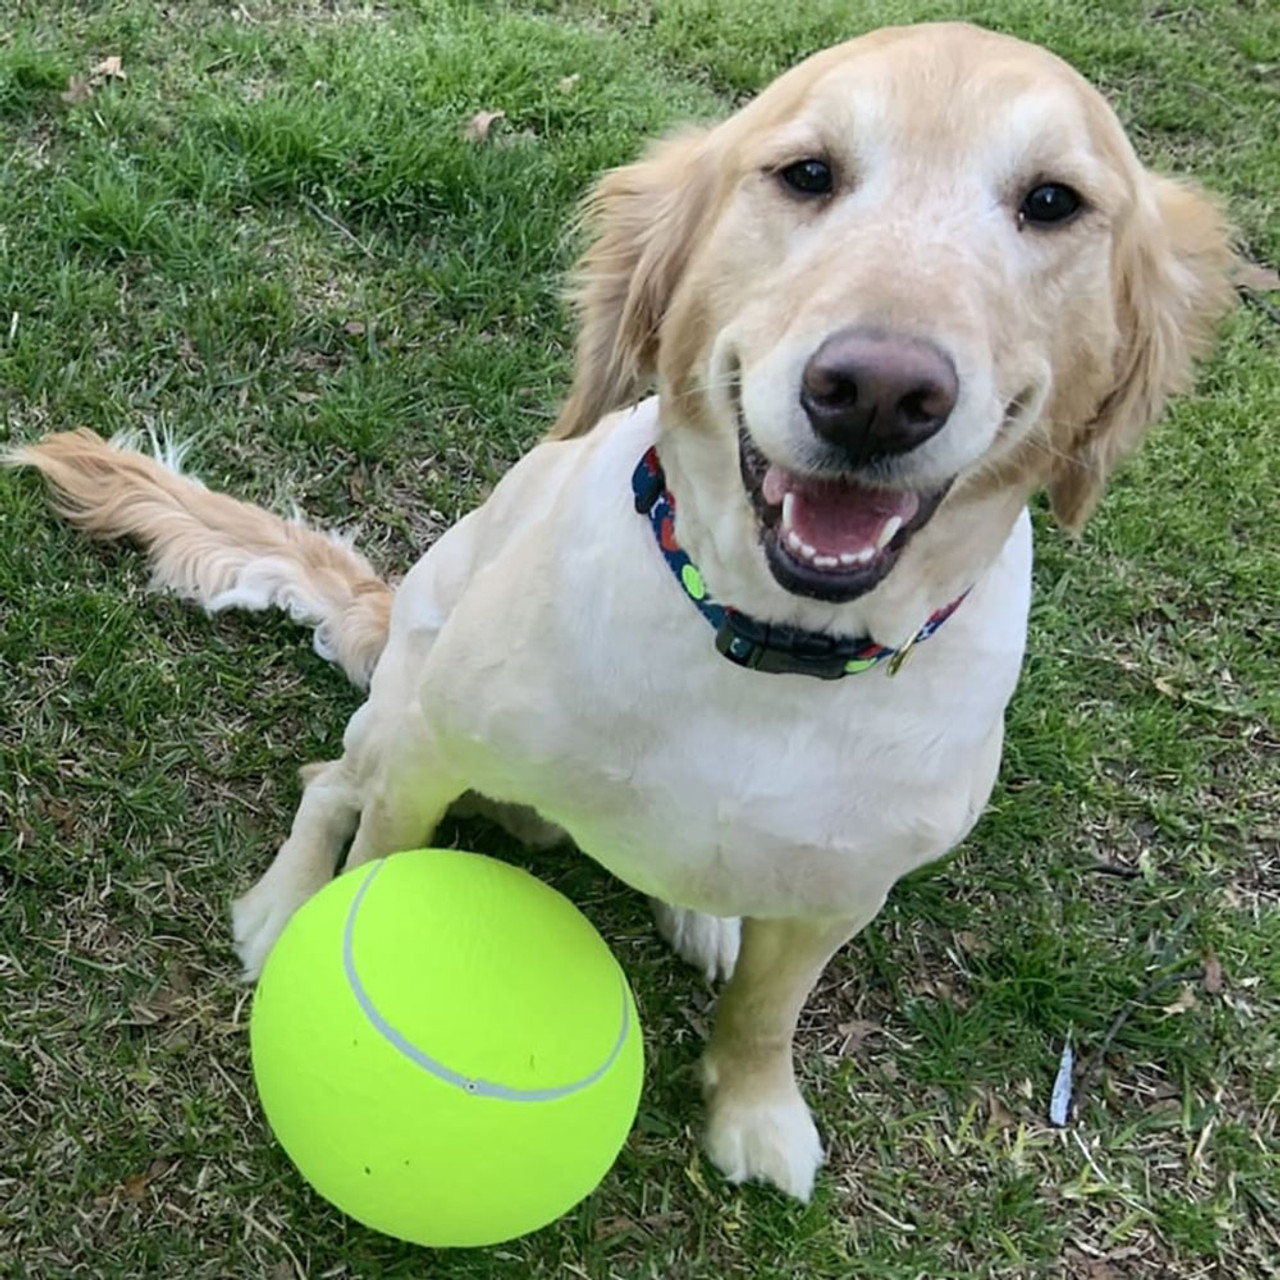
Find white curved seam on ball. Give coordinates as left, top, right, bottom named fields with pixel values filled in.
left=341, top=859, right=632, bottom=1102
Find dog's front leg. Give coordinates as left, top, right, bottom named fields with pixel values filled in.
left=702, top=911, right=875, bottom=1200
left=231, top=759, right=362, bottom=979
left=341, top=773, right=461, bottom=872
left=233, top=697, right=465, bottom=976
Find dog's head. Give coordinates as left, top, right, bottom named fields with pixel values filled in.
left=553, top=23, right=1234, bottom=607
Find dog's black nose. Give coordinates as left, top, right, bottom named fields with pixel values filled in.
left=800, top=329, right=958, bottom=462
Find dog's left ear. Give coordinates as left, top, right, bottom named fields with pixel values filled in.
left=1048, top=176, right=1236, bottom=530
left=550, top=128, right=716, bottom=439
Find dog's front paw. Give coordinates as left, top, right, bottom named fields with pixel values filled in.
left=651, top=901, right=741, bottom=983
left=231, top=871, right=324, bottom=980
left=702, top=1064, right=824, bottom=1200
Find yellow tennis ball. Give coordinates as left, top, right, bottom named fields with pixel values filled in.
left=250, top=849, right=643, bottom=1248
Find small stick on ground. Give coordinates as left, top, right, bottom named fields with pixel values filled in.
left=1071, top=967, right=1205, bottom=1120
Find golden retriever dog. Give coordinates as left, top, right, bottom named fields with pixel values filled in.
left=12, top=23, right=1233, bottom=1199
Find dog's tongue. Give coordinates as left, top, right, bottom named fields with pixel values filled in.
left=763, top=464, right=919, bottom=561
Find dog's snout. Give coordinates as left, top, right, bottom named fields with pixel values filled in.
left=800, top=329, right=958, bottom=461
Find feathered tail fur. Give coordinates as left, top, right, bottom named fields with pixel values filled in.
left=6, top=429, right=392, bottom=687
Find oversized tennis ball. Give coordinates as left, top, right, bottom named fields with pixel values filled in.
left=250, top=849, right=643, bottom=1248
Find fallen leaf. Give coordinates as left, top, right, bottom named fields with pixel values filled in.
left=91, top=56, right=126, bottom=82
left=292, top=350, right=337, bottom=373
left=343, top=320, right=366, bottom=336
left=954, top=929, right=991, bottom=956
left=1064, top=1248, right=1130, bottom=1280
left=681, top=1005, right=709, bottom=1039
left=921, top=976, right=968, bottom=1007
left=1082, top=1261, right=1126, bottom=1280
left=293, top=390, right=321, bottom=404
left=1202, top=952, right=1224, bottom=994
left=642, top=1211, right=686, bottom=1231
left=837, top=1018, right=881, bottom=1053
left=61, top=75, right=93, bottom=104
left=462, top=109, right=505, bottom=143
left=558, top=73, right=581, bottom=93
left=129, top=966, right=193, bottom=1024
left=40, top=797, right=78, bottom=840
left=986, top=1093, right=1016, bottom=1129
left=593, top=1215, right=638, bottom=1240
left=121, top=1158, right=174, bottom=1202
left=1160, top=985, right=1197, bottom=1016
left=1235, top=260, right=1280, bottom=291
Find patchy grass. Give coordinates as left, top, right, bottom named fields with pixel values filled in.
left=1, top=1, right=1277, bottom=1277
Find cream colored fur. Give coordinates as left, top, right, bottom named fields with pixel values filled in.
left=10, top=24, right=1234, bottom=1201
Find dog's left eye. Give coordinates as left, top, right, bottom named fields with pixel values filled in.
left=778, top=159, right=834, bottom=196
left=1019, top=182, right=1083, bottom=226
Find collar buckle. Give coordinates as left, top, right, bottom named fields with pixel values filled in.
left=715, top=613, right=860, bottom=681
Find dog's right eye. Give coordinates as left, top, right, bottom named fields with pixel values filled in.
left=778, top=159, right=834, bottom=197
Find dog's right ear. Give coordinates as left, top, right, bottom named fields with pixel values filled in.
left=550, top=128, right=716, bottom=439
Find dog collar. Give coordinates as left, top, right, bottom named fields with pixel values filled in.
left=632, top=446, right=967, bottom=680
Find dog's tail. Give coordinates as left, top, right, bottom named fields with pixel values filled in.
left=7, top=429, right=392, bottom=687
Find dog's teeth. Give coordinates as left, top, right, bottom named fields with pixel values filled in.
left=837, top=546, right=876, bottom=567
left=813, top=554, right=839, bottom=569
left=876, top=515, right=903, bottom=551
left=784, top=528, right=821, bottom=563
left=781, top=491, right=796, bottom=530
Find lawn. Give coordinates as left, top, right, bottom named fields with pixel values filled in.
left=1, top=1, right=1277, bottom=1277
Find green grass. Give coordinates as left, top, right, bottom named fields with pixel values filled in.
left=1, top=2, right=1277, bottom=1276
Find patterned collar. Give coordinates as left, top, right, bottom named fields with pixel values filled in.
left=632, top=446, right=968, bottom=680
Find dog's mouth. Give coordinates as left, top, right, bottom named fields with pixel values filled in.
left=739, top=432, right=949, bottom=603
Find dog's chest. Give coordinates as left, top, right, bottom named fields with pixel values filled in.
left=431, top=583, right=1021, bottom=917
left=542, top=676, right=1006, bottom=916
